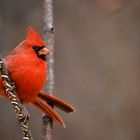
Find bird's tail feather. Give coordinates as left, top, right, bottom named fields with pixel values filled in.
left=33, top=97, right=65, bottom=127
left=38, top=91, right=76, bottom=113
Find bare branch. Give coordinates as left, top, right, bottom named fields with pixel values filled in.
left=42, top=0, right=54, bottom=140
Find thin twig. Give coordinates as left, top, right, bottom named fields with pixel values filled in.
left=0, top=56, right=33, bottom=140
left=42, top=0, right=54, bottom=140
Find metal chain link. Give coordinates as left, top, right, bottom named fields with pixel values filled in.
left=0, top=56, right=33, bottom=140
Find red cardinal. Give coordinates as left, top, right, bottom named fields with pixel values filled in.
left=0, top=27, right=75, bottom=127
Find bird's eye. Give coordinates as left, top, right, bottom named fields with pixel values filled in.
left=32, top=46, right=39, bottom=51
left=32, top=46, right=45, bottom=51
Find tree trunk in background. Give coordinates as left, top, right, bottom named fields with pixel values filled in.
left=42, top=0, right=54, bottom=140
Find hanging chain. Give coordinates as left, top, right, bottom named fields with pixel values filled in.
left=0, top=56, right=33, bottom=140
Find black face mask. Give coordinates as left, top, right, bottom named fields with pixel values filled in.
left=32, top=46, right=47, bottom=61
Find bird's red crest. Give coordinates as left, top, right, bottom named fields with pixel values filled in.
left=26, top=26, right=46, bottom=47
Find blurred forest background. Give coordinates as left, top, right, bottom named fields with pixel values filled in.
left=0, top=0, right=140, bottom=140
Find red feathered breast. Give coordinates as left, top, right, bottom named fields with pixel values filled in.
left=5, top=53, right=47, bottom=103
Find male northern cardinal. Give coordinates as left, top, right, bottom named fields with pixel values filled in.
left=0, top=27, right=75, bottom=127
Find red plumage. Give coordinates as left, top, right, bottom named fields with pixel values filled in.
left=0, top=27, right=75, bottom=127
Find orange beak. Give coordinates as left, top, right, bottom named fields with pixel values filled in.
left=38, top=47, right=50, bottom=55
